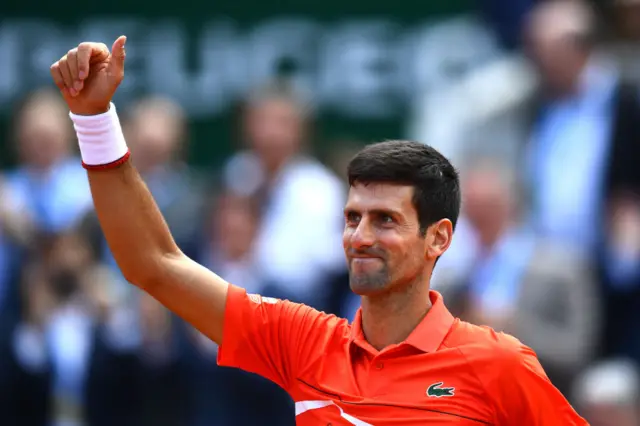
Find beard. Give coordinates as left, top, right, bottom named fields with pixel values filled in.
left=348, top=259, right=391, bottom=295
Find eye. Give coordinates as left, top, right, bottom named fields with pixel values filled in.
left=345, top=211, right=361, bottom=225
left=381, top=215, right=394, bottom=224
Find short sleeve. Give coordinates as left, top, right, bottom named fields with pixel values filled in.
left=488, top=337, right=588, bottom=425
left=217, top=285, right=346, bottom=390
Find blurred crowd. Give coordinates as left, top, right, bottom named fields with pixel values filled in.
left=1, top=1, right=640, bottom=425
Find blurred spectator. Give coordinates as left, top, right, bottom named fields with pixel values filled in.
left=523, top=0, right=640, bottom=245
left=599, top=192, right=640, bottom=363
left=0, top=89, right=104, bottom=425
left=86, top=285, right=293, bottom=426
left=573, top=358, right=640, bottom=426
left=0, top=230, right=120, bottom=426
left=38, top=231, right=118, bottom=426
left=85, top=292, right=190, bottom=426
left=524, top=0, right=623, bottom=251
left=523, top=0, right=640, bottom=364
left=222, top=80, right=345, bottom=307
left=0, top=263, right=52, bottom=426
left=4, top=88, right=92, bottom=233
left=123, top=96, right=207, bottom=258
left=433, top=157, right=600, bottom=396
left=1, top=89, right=93, bottom=322
left=0, top=177, right=34, bottom=321
left=200, top=191, right=262, bottom=295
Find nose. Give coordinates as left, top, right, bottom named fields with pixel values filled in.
left=350, top=219, right=375, bottom=250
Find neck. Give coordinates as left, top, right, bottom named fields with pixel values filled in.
left=360, top=275, right=432, bottom=351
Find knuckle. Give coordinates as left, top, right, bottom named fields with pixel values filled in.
left=67, top=48, right=77, bottom=57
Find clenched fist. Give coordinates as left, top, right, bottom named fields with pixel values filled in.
left=50, top=36, right=127, bottom=116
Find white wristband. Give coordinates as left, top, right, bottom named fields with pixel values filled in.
left=69, top=102, right=129, bottom=168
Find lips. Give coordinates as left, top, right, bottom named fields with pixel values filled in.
left=347, top=248, right=385, bottom=261
left=350, top=257, right=383, bottom=269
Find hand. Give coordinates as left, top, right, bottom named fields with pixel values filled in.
left=50, top=36, right=127, bottom=116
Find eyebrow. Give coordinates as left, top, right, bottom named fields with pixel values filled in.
left=343, top=207, right=403, bottom=218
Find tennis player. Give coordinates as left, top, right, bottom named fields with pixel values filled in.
left=49, top=37, right=588, bottom=425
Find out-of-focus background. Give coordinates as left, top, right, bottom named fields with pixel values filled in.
left=1, top=0, right=640, bottom=425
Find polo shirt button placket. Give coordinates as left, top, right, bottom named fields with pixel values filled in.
left=375, top=362, right=384, bottom=370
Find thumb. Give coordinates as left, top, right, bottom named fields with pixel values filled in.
left=109, top=35, right=127, bottom=73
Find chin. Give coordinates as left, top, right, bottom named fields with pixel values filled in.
left=348, top=273, right=390, bottom=296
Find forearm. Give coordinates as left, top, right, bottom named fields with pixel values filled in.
left=87, top=161, right=180, bottom=284
left=53, top=39, right=229, bottom=343
left=88, top=160, right=228, bottom=343
left=72, top=104, right=230, bottom=343
left=69, top=102, right=180, bottom=285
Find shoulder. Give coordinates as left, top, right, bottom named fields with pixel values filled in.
left=244, top=290, right=355, bottom=368
left=447, top=321, right=542, bottom=379
left=447, top=321, right=553, bottom=410
left=233, top=286, right=351, bottom=336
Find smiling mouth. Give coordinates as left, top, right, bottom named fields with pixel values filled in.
left=347, top=249, right=385, bottom=262
left=351, top=257, right=382, bottom=263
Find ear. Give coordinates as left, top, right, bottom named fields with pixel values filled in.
left=424, top=219, right=453, bottom=260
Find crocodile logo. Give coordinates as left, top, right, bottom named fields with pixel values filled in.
left=427, top=382, right=455, bottom=398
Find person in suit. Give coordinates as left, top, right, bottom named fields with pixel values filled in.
left=523, top=0, right=640, bottom=364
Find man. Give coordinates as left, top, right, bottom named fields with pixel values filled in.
left=49, top=36, right=587, bottom=424
left=1, top=89, right=93, bottom=321
left=221, top=81, right=345, bottom=307
left=523, top=0, right=640, bottom=364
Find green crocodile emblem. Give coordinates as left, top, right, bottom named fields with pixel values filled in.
left=427, top=382, right=455, bottom=398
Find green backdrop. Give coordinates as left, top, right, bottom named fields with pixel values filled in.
left=0, top=0, right=485, bottom=169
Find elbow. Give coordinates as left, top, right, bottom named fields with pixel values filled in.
left=120, top=250, right=185, bottom=290
left=122, top=269, right=156, bottom=290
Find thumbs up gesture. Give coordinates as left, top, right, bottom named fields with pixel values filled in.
left=50, top=36, right=127, bottom=116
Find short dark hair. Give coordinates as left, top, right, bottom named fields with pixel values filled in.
left=347, top=140, right=460, bottom=235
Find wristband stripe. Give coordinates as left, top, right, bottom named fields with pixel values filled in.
left=82, top=150, right=131, bottom=171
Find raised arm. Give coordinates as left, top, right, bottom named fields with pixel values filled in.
left=49, top=36, right=228, bottom=344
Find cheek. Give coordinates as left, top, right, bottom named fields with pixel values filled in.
left=402, top=240, right=427, bottom=266
left=377, top=234, right=409, bottom=259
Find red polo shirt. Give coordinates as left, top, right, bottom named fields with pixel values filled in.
left=218, top=284, right=587, bottom=425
